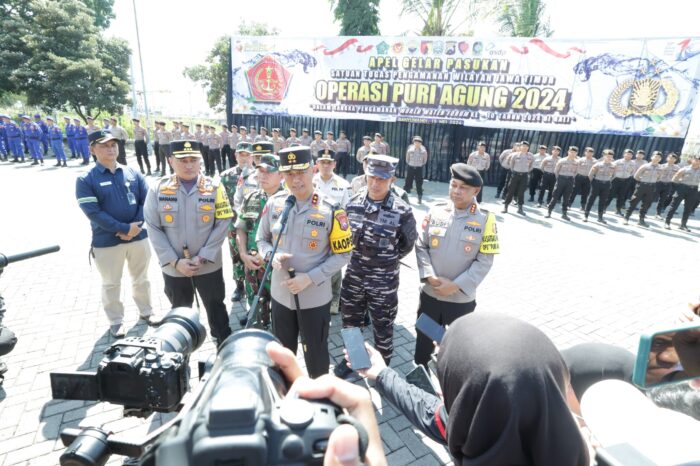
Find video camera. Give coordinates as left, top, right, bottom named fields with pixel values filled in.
left=55, top=329, right=362, bottom=466
left=51, top=307, right=206, bottom=417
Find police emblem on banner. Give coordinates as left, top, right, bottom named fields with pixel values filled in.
left=245, top=55, right=292, bottom=103
left=608, top=78, right=679, bottom=118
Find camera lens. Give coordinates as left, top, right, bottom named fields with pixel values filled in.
left=151, top=307, right=207, bottom=355
left=59, top=427, right=110, bottom=466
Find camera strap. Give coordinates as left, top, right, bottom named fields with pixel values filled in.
left=337, top=414, right=369, bottom=462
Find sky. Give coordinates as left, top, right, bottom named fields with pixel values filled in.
left=106, top=0, right=700, bottom=133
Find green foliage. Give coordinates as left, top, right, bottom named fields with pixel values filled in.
left=80, top=0, right=115, bottom=29
left=330, top=0, right=381, bottom=36
left=401, top=0, right=482, bottom=36
left=0, top=1, right=32, bottom=98
left=0, top=0, right=129, bottom=121
left=183, top=22, right=278, bottom=112
left=495, top=0, right=552, bottom=37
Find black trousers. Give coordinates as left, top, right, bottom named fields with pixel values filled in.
left=208, top=148, right=222, bottom=175
left=227, top=149, right=236, bottom=169
left=158, top=144, right=172, bottom=174
left=153, top=142, right=160, bottom=170
left=585, top=179, right=611, bottom=218
left=221, top=145, right=231, bottom=169
left=625, top=182, right=656, bottom=219
left=134, top=140, right=150, bottom=171
left=414, top=291, right=476, bottom=366
left=665, top=185, right=700, bottom=226
left=504, top=172, right=528, bottom=207
left=569, top=174, right=591, bottom=209
left=497, top=168, right=511, bottom=197
left=547, top=176, right=574, bottom=214
left=537, top=172, right=556, bottom=204
left=529, top=168, right=543, bottom=198
left=201, top=145, right=210, bottom=174
left=335, top=151, right=349, bottom=177
left=404, top=165, right=424, bottom=196
left=272, top=299, right=330, bottom=378
left=607, top=178, right=632, bottom=212
left=117, top=139, right=127, bottom=165
left=655, top=182, right=675, bottom=215
left=162, top=268, right=231, bottom=342
left=475, top=170, right=486, bottom=202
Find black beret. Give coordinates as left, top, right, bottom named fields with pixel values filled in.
left=450, top=163, right=483, bottom=187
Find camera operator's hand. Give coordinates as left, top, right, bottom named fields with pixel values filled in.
left=266, top=342, right=387, bottom=466
left=272, top=252, right=293, bottom=271
left=348, top=344, right=386, bottom=381
left=175, top=259, right=200, bottom=277
left=284, top=273, right=312, bottom=295
left=241, top=251, right=263, bottom=271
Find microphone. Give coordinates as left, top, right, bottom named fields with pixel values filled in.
left=278, top=194, right=296, bottom=228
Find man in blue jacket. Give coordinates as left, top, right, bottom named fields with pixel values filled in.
left=76, top=129, right=160, bottom=337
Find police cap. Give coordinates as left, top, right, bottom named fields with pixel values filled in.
left=239, top=126, right=247, bottom=131
left=279, top=146, right=312, bottom=172
left=132, top=118, right=140, bottom=123
left=450, top=163, right=483, bottom=187
left=624, top=149, right=633, bottom=154
left=302, top=128, right=309, bottom=133
left=366, top=154, right=398, bottom=179
left=317, top=149, right=335, bottom=161
left=362, top=135, right=372, bottom=141
left=252, top=142, right=274, bottom=155
left=289, top=128, right=297, bottom=133
left=520, top=140, right=530, bottom=147
left=314, top=130, right=322, bottom=135
left=170, top=140, right=201, bottom=158
left=636, top=150, right=646, bottom=155
left=89, top=130, right=118, bottom=146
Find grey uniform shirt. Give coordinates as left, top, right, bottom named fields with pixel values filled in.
left=612, top=159, right=635, bottom=179
left=533, top=153, right=547, bottom=170
left=555, top=158, right=578, bottom=177
left=220, top=130, right=231, bottom=145
left=325, top=140, right=338, bottom=152
left=229, top=132, right=239, bottom=148
left=314, top=173, right=352, bottom=208
left=309, top=140, right=329, bottom=155
left=254, top=135, right=271, bottom=142
left=415, top=201, right=496, bottom=304
left=180, top=131, right=194, bottom=140
left=133, top=126, right=148, bottom=142
left=156, top=129, right=172, bottom=145
left=590, top=161, right=616, bottom=181
left=370, top=141, right=386, bottom=155
left=659, top=163, right=680, bottom=183
left=144, top=175, right=232, bottom=277
left=208, top=133, right=222, bottom=149
left=356, top=146, right=371, bottom=163
left=576, top=157, right=597, bottom=176
left=271, top=136, right=286, bottom=154
left=674, top=166, right=700, bottom=187
left=336, top=138, right=351, bottom=153
left=256, top=190, right=352, bottom=309
left=406, top=145, right=428, bottom=167
left=541, top=155, right=559, bottom=174
left=112, top=125, right=128, bottom=141
left=300, top=135, right=312, bottom=146
left=635, top=163, right=662, bottom=183
left=234, top=168, right=259, bottom=211
left=508, top=152, right=535, bottom=173
left=286, top=136, right=301, bottom=146
left=467, top=152, right=491, bottom=171
left=194, top=131, right=204, bottom=144
left=498, top=149, right=513, bottom=168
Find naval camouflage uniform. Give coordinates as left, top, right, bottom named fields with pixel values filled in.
left=340, top=155, right=417, bottom=364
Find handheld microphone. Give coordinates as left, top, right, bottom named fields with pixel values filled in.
left=278, top=194, right=296, bottom=228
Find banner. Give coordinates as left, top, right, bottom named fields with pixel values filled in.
left=230, top=36, right=700, bottom=138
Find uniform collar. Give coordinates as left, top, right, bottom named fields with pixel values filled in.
left=96, top=161, right=122, bottom=174
left=452, top=201, right=479, bottom=218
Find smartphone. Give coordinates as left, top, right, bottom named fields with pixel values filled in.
left=416, top=313, right=445, bottom=344
left=340, top=327, right=371, bottom=371
left=406, top=365, right=437, bottom=396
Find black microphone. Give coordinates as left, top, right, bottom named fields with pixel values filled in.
left=278, top=194, right=296, bottom=228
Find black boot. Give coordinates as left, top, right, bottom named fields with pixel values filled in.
left=231, top=281, right=245, bottom=302
left=545, top=209, right=552, bottom=218
left=517, top=206, right=526, bottom=216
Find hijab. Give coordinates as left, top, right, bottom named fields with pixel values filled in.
left=436, top=313, right=589, bottom=466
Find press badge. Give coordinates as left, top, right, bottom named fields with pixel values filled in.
left=125, top=181, right=136, bottom=205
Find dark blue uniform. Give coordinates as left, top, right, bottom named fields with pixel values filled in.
left=64, top=119, right=77, bottom=158
left=49, top=124, right=66, bottom=163
left=6, top=121, right=24, bottom=161
left=340, top=189, right=417, bottom=362
left=0, top=120, right=7, bottom=160
left=74, top=124, right=90, bottom=163
left=35, top=117, right=49, bottom=155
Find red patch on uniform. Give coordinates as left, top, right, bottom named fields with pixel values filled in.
left=422, top=216, right=429, bottom=230
left=469, top=203, right=477, bottom=214
left=261, top=204, right=269, bottom=215
left=237, top=176, right=244, bottom=186
left=311, top=193, right=319, bottom=206
left=464, top=245, right=472, bottom=253
left=308, top=240, right=318, bottom=250
left=335, top=211, right=349, bottom=230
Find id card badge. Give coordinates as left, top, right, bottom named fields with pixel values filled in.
left=125, top=181, right=137, bottom=205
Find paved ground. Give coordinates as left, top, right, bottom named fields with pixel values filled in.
left=0, top=152, right=698, bottom=465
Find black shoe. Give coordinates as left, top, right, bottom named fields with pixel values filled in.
left=562, top=214, right=571, bottom=221
left=147, top=169, right=152, bottom=176
left=239, top=314, right=248, bottom=326
left=501, top=207, right=508, bottom=213
left=680, top=224, right=691, bottom=232
left=597, top=216, right=607, bottom=224
left=31, top=161, right=38, bottom=165
left=623, top=217, right=629, bottom=225
left=545, top=211, right=551, bottom=218
left=333, top=359, right=354, bottom=379
left=11, top=159, right=18, bottom=163
left=528, top=196, right=534, bottom=202
left=363, top=313, right=371, bottom=327
left=583, top=216, right=589, bottom=222
left=517, top=207, right=526, bottom=216
left=140, top=169, right=145, bottom=174
left=54, top=162, right=61, bottom=167
left=616, top=210, right=623, bottom=217
left=664, top=222, right=671, bottom=230
left=537, top=203, right=542, bottom=208
left=231, top=282, right=245, bottom=302
left=638, top=220, right=648, bottom=228
left=418, top=195, right=422, bottom=205
left=62, top=161, right=67, bottom=167
left=80, top=161, right=89, bottom=165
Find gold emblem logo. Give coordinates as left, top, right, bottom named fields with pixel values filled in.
left=184, top=141, right=192, bottom=149
left=287, top=152, right=297, bottom=162
left=256, top=145, right=262, bottom=151
left=609, top=78, right=679, bottom=117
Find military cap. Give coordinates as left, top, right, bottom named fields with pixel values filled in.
left=231, top=124, right=237, bottom=129
left=34, top=113, right=41, bottom=118
left=538, top=144, right=547, bottom=150
left=340, top=130, right=346, bottom=135
left=132, top=118, right=140, bottom=123
left=624, top=149, right=633, bottom=154
left=326, top=130, right=334, bottom=136
left=88, top=129, right=117, bottom=146
left=279, top=146, right=312, bottom=172
left=289, top=128, right=297, bottom=133
left=568, top=146, right=579, bottom=152
left=252, top=141, right=274, bottom=154
left=236, top=142, right=253, bottom=153
left=363, top=135, right=372, bottom=141
left=375, top=132, right=382, bottom=137
left=450, top=163, right=483, bottom=187
left=603, top=149, right=615, bottom=155
left=314, top=130, right=322, bottom=135
left=317, top=149, right=335, bottom=161
left=478, top=141, right=487, bottom=147
left=520, top=140, right=530, bottom=147
left=272, top=128, right=280, bottom=132
left=182, top=123, right=190, bottom=128
left=552, top=145, right=561, bottom=151
left=20, top=115, right=31, bottom=120
left=170, top=140, right=201, bottom=158
left=366, top=154, right=399, bottom=180
left=302, top=128, right=309, bottom=133
left=239, top=126, right=247, bottom=131
left=636, top=149, right=646, bottom=155
left=257, top=154, right=280, bottom=172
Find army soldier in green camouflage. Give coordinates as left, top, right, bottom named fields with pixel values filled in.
left=235, top=154, right=285, bottom=327
left=220, top=142, right=254, bottom=302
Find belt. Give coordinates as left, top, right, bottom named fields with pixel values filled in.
left=558, top=175, right=574, bottom=179
left=638, top=181, right=656, bottom=185
left=593, top=178, right=611, bottom=183
left=512, top=171, right=528, bottom=175
left=50, top=138, right=62, bottom=141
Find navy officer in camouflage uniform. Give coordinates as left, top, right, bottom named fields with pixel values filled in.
left=334, top=154, right=417, bottom=378
left=414, top=164, right=499, bottom=366
left=256, top=146, right=353, bottom=378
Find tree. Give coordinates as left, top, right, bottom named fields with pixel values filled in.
left=401, top=0, right=483, bottom=36
left=330, top=0, right=381, bottom=36
left=184, top=22, right=278, bottom=112
left=12, top=0, right=130, bottom=120
left=80, top=0, right=116, bottom=29
left=0, top=1, right=32, bottom=99
left=494, top=0, right=552, bottom=37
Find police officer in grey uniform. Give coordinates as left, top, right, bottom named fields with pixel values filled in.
left=656, top=152, right=680, bottom=217
left=144, top=140, right=234, bottom=345
left=404, top=135, right=428, bottom=204
left=624, top=151, right=662, bottom=227
left=665, top=155, right=700, bottom=231
left=546, top=146, right=578, bottom=220
left=271, top=128, right=286, bottom=154
left=132, top=118, right=151, bottom=175
left=414, top=163, right=499, bottom=366
left=156, top=121, right=172, bottom=175
left=537, top=145, right=560, bottom=206
left=356, top=135, right=372, bottom=173
left=300, top=128, right=312, bottom=146
left=256, top=146, right=353, bottom=378
left=607, top=149, right=636, bottom=215
left=496, top=142, right=519, bottom=199
left=370, top=133, right=386, bottom=155
left=334, top=155, right=417, bottom=378
left=466, top=141, right=490, bottom=203
left=309, top=130, right=329, bottom=161
left=335, top=130, right=352, bottom=177
left=568, top=147, right=597, bottom=210
left=503, top=141, right=534, bottom=215
left=584, top=149, right=616, bottom=223
left=286, top=128, right=301, bottom=146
